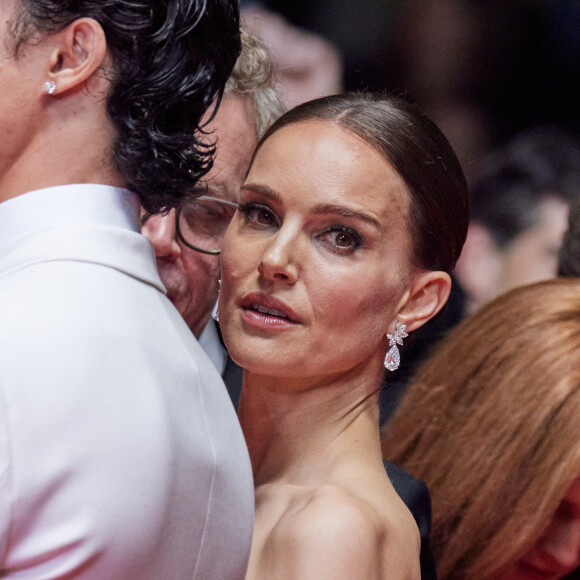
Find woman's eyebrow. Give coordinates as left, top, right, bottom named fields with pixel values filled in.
left=312, top=203, right=381, bottom=228
left=239, top=186, right=381, bottom=228
left=239, top=183, right=282, bottom=204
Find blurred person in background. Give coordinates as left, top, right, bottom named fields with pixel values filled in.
left=383, top=279, right=580, bottom=580
left=241, top=3, right=342, bottom=108
left=455, top=127, right=580, bottom=316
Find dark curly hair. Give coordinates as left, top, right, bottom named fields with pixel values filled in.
left=12, top=0, right=241, bottom=213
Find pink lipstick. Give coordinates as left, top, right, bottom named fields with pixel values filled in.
left=240, top=292, right=301, bottom=330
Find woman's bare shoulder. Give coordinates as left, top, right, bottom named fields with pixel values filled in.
left=250, top=483, right=420, bottom=580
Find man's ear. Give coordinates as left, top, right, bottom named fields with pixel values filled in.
left=44, top=18, right=107, bottom=95
left=395, top=270, right=452, bottom=333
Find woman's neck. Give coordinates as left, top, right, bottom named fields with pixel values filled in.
left=239, top=364, right=385, bottom=487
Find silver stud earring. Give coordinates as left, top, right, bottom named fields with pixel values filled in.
left=45, top=81, right=56, bottom=94
left=384, top=321, right=408, bottom=371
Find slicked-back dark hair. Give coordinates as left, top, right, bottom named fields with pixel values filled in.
left=14, top=0, right=241, bottom=213
left=252, top=93, right=469, bottom=273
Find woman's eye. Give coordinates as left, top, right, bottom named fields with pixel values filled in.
left=238, top=202, right=280, bottom=228
left=335, top=232, right=355, bottom=248
left=318, top=226, right=364, bottom=253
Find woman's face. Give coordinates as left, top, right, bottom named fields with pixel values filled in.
left=496, top=477, right=580, bottom=580
left=218, top=119, right=417, bottom=381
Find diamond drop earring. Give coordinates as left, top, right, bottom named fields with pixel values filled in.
left=384, top=321, right=408, bottom=371
left=45, top=81, right=56, bottom=95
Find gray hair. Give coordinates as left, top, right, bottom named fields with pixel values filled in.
left=225, top=30, right=286, bottom=138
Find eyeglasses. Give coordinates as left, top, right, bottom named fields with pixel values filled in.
left=175, top=195, right=238, bottom=255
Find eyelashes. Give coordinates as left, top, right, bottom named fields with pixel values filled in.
left=318, top=225, right=365, bottom=253
left=238, top=201, right=280, bottom=228
left=237, top=201, right=367, bottom=254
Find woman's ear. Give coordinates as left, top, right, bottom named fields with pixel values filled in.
left=44, top=18, right=108, bottom=96
left=395, top=270, right=452, bottom=333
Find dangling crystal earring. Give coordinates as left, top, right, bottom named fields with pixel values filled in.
left=384, top=321, right=408, bottom=371
left=45, top=81, right=56, bottom=94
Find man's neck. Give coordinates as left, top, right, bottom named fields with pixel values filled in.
left=0, top=93, right=122, bottom=203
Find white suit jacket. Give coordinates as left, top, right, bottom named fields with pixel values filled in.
left=0, top=185, right=253, bottom=579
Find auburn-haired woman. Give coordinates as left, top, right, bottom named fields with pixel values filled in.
left=383, top=278, right=580, bottom=580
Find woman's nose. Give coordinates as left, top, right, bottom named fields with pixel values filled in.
left=142, top=211, right=181, bottom=261
left=257, top=229, right=299, bottom=285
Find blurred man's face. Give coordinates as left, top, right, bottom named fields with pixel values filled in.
left=456, top=195, right=570, bottom=315
left=496, top=196, right=569, bottom=293
left=142, top=95, right=257, bottom=337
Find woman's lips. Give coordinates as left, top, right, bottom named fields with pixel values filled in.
left=240, top=292, right=301, bottom=329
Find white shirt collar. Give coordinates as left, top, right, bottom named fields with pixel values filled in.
left=0, top=184, right=140, bottom=252
left=198, top=319, right=228, bottom=376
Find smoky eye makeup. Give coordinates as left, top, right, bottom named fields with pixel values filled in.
left=317, top=224, right=366, bottom=254
left=237, top=201, right=281, bottom=229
